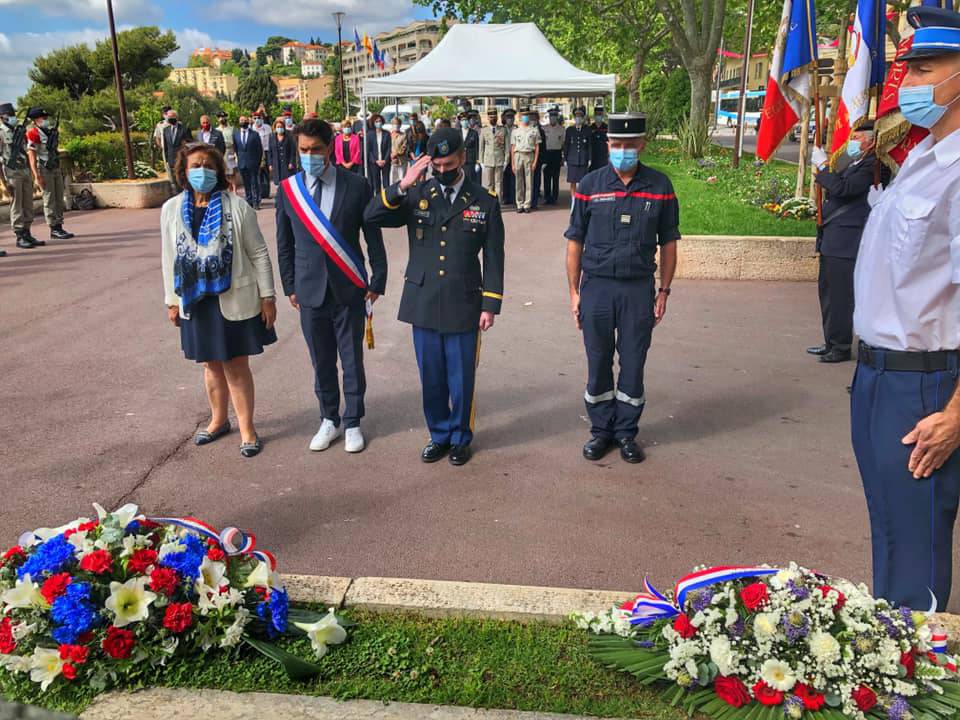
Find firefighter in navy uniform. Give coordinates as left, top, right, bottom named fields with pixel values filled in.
left=364, top=128, right=505, bottom=466
left=565, top=113, right=679, bottom=463
left=589, top=105, right=609, bottom=172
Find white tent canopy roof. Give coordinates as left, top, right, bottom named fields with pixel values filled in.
left=361, top=23, right=616, bottom=98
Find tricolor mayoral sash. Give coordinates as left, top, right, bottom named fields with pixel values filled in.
left=281, top=173, right=368, bottom=289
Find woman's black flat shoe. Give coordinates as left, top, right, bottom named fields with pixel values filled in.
left=195, top=421, right=231, bottom=446
left=240, top=436, right=262, bottom=458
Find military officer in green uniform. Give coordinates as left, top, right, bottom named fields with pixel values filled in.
left=0, top=102, right=41, bottom=251
left=479, top=108, right=507, bottom=197
left=26, top=107, right=74, bottom=240
left=364, top=128, right=505, bottom=466
left=510, top=106, right=541, bottom=213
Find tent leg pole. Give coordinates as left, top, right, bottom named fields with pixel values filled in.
left=612, top=86, right=616, bottom=112
left=362, top=94, right=368, bottom=181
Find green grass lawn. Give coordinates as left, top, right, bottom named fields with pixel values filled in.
left=1, top=611, right=689, bottom=719
left=643, top=141, right=817, bottom=238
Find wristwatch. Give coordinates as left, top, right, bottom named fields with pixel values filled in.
left=658, top=288, right=671, bottom=296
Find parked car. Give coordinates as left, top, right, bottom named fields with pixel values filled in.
left=790, top=120, right=816, bottom=143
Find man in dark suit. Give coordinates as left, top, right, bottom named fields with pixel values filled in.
left=808, top=124, right=890, bottom=364
left=161, top=110, right=192, bottom=190
left=364, top=128, right=505, bottom=466
left=196, top=115, right=225, bottom=155
left=234, top=115, right=263, bottom=210
left=365, top=113, right=392, bottom=193
left=276, top=119, right=387, bottom=454
left=461, top=110, right=480, bottom=184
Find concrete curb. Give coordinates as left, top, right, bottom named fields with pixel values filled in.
left=677, top=235, right=817, bottom=282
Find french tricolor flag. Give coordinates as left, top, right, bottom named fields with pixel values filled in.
left=757, top=0, right=818, bottom=161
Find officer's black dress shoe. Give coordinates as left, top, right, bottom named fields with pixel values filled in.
left=15, top=234, right=36, bottom=249
left=617, top=438, right=646, bottom=464
left=449, top=444, right=472, bottom=466
left=421, top=441, right=450, bottom=463
left=583, top=436, right=614, bottom=461
left=27, top=233, right=45, bottom=246
left=0, top=249, right=6, bottom=257
left=806, top=344, right=829, bottom=356
left=50, top=226, right=74, bottom=240
left=820, top=348, right=852, bottom=363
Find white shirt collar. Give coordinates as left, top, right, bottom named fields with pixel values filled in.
left=439, top=171, right=466, bottom=202
left=932, top=126, right=960, bottom=169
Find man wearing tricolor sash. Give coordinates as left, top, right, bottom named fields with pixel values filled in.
left=276, top=119, right=387, bottom=454
left=364, top=128, right=505, bottom=467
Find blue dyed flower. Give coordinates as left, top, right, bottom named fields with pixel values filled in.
left=159, top=534, right=206, bottom=580
left=17, top=535, right=76, bottom=580
left=878, top=612, right=901, bottom=640
left=787, top=579, right=810, bottom=600
left=256, top=588, right=289, bottom=639
left=782, top=610, right=809, bottom=643
left=50, top=582, right=98, bottom=644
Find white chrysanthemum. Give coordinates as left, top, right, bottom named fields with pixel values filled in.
left=772, top=568, right=799, bottom=589
left=754, top=610, right=781, bottom=640
left=808, top=631, right=842, bottom=664
left=220, top=606, right=251, bottom=648
left=760, top=658, right=797, bottom=692
left=709, top=634, right=737, bottom=677
left=725, top=608, right=739, bottom=628
left=0, top=653, right=31, bottom=673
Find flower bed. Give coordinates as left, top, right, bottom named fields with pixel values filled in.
left=0, top=505, right=348, bottom=693
left=575, top=564, right=960, bottom=720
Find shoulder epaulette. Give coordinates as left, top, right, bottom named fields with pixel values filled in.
left=488, top=189, right=498, bottom=198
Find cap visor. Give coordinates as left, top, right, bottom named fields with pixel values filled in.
left=898, top=46, right=960, bottom=60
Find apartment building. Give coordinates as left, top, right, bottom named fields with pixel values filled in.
left=341, top=20, right=443, bottom=96
left=168, top=65, right=239, bottom=98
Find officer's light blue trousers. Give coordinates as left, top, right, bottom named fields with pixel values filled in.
left=851, top=357, right=960, bottom=610
left=412, top=326, right=480, bottom=447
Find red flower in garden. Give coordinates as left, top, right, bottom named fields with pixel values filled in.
left=715, top=675, right=752, bottom=707
left=0, top=617, right=16, bottom=654
left=61, top=663, right=77, bottom=681
left=79, top=549, right=113, bottom=575
left=818, top=585, right=846, bottom=610
left=149, top=567, right=180, bottom=596
left=127, top=548, right=158, bottom=574
left=851, top=685, right=877, bottom=712
left=753, top=681, right=784, bottom=706
left=901, top=651, right=916, bottom=679
left=58, top=644, right=90, bottom=664
left=207, top=546, right=226, bottom=562
left=101, top=626, right=135, bottom=659
left=163, top=602, right=194, bottom=634
left=740, top=582, right=770, bottom=611
left=794, top=683, right=826, bottom=710
left=672, top=614, right=697, bottom=639
left=1, top=546, right=25, bottom=566
left=40, top=573, right=72, bottom=604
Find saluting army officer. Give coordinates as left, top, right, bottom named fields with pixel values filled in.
left=565, top=113, right=679, bottom=464
left=364, top=128, right=505, bottom=466
left=479, top=108, right=507, bottom=197
left=0, top=101, right=41, bottom=251
left=25, top=107, right=74, bottom=241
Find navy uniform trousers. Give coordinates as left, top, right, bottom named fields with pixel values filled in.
left=501, top=165, right=515, bottom=205
left=413, top=326, right=480, bottom=447
left=581, top=274, right=655, bottom=441
left=299, top=288, right=367, bottom=429
left=852, top=353, right=960, bottom=609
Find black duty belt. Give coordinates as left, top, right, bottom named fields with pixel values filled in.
left=858, top=342, right=960, bottom=373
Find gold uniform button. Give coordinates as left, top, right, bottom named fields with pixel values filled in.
left=439, top=255, right=445, bottom=261
left=441, top=226, right=447, bottom=232
left=440, top=240, right=446, bottom=247
left=439, top=270, right=445, bottom=277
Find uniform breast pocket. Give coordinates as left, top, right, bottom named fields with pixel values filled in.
left=411, top=215, right=434, bottom=245
left=890, top=195, right=936, bottom=265
left=404, top=267, right=425, bottom=287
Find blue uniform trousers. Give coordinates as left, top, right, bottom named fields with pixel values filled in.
left=851, top=356, right=960, bottom=609
left=531, top=159, right=543, bottom=208
left=412, top=326, right=480, bottom=447
left=581, top=275, right=654, bottom=441
left=502, top=165, right=515, bottom=205
left=299, top=291, right=367, bottom=429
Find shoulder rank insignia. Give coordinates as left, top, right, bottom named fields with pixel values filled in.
left=419, top=199, right=429, bottom=210
left=488, top=189, right=498, bottom=198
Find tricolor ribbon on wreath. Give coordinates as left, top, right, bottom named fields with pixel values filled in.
left=147, top=514, right=277, bottom=570
left=620, top=565, right=779, bottom=627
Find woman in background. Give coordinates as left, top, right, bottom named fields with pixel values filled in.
left=268, top=118, right=297, bottom=185
left=334, top=119, right=362, bottom=173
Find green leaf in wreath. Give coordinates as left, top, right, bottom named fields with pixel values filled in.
left=824, top=691, right=842, bottom=708
left=241, top=635, right=323, bottom=680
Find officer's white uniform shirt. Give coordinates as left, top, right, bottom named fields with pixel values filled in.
left=854, top=127, right=960, bottom=351
left=303, top=163, right=337, bottom=219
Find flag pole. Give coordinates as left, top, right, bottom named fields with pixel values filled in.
left=805, top=0, right=823, bottom=225
left=732, top=0, right=755, bottom=169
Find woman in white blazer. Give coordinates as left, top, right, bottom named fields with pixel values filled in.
left=161, top=142, right=277, bottom=457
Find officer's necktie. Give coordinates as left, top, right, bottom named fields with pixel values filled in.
left=445, top=187, right=455, bottom=205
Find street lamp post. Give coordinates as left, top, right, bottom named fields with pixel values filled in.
left=106, top=0, right=135, bottom=179
left=332, top=12, right=347, bottom=116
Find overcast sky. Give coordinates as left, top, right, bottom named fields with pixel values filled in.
left=0, top=0, right=437, bottom=102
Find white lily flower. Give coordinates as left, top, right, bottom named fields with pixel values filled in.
left=0, top=653, right=32, bottom=673
left=11, top=621, right=36, bottom=641
left=294, top=608, right=347, bottom=659
left=244, top=560, right=281, bottom=589
left=93, top=502, right=140, bottom=529
left=2, top=576, right=46, bottom=612
left=220, top=606, right=251, bottom=648
left=29, top=648, right=65, bottom=691
left=198, top=556, right=228, bottom=590
left=105, top=577, right=157, bottom=627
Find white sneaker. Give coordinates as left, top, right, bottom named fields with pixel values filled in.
left=309, top=419, right=341, bottom=451
left=344, top=427, right=365, bottom=453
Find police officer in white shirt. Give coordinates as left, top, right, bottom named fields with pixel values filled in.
left=852, top=4, right=960, bottom=610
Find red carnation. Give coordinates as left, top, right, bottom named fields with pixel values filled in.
left=127, top=548, right=158, bottom=574
left=149, top=567, right=180, bottom=596
left=163, top=602, right=193, bottom=634
left=102, top=626, right=135, bottom=659
left=794, top=683, right=826, bottom=711
left=79, top=549, right=113, bottom=575
left=715, top=675, right=752, bottom=708
left=851, top=685, right=877, bottom=712
left=753, top=681, right=784, bottom=706
left=61, top=663, right=77, bottom=681
left=673, top=614, right=697, bottom=639
left=138, top=519, right=160, bottom=530
left=207, top=546, right=226, bottom=562
left=818, top=585, right=847, bottom=610
left=64, top=520, right=99, bottom=539
left=40, top=573, right=72, bottom=605
left=1, top=546, right=25, bottom=566
left=740, top=582, right=770, bottom=612
left=0, top=617, right=16, bottom=655
left=901, top=651, right=916, bottom=679
left=58, top=644, right=90, bottom=664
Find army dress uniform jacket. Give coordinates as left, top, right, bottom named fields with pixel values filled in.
left=479, top=125, right=507, bottom=167
left=364, top=177, right=505, bottom=334
left=564, top=125, right=592, bottom=167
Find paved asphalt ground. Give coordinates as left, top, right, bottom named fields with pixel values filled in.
left=3, top=192, right=955, bottom=610
left=713, top=126, right=805, bottom=164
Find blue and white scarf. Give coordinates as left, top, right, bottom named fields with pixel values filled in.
left=173, top=189, right=233, bottom=313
